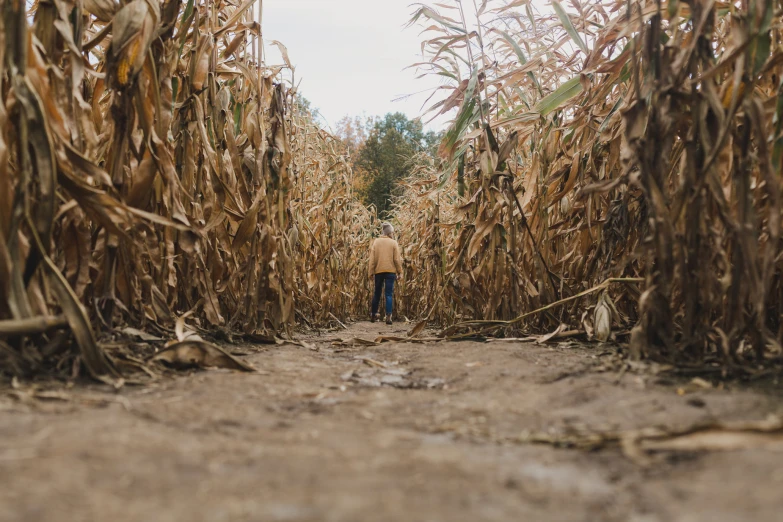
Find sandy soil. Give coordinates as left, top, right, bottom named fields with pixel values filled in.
left=1, top=321, right=782, bottom=522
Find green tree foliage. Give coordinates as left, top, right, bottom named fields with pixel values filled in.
left=294, top=94, right=327, bottom=127
left=355, top=113, right=439, bottom=217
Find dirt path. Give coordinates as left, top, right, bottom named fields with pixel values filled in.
left=1, top=322, right=782, bottom=521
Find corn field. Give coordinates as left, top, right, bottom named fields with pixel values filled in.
left=393, top=0, right=783, bottom=368
left=1, top=0, right=783, bottom=383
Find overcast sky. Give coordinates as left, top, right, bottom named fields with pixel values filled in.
left=262, top=0, right=446, bottom=131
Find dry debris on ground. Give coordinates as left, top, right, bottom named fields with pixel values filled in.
left=2, top=322, right=782, bottom=521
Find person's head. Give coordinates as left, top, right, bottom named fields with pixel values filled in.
left=382, top=222, right=394, bottom=238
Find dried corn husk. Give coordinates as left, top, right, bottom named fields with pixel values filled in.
left=594, top=292, right=614, bottom=342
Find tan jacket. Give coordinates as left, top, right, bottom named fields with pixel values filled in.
left=368, top=236, right=403, bottom=277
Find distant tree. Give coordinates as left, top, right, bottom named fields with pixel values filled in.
left=294, top=93, right=314, bottom=114
left=334, top=114, right=377, bottom=153
left=293, top=94, right=328, bottom=127
left=355, top=112, right=440, bottom=217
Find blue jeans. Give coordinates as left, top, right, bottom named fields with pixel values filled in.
left=372, top=273, right=396, bottom=316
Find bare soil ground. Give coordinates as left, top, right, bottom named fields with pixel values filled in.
left=1, top=321, right=782, bottom=522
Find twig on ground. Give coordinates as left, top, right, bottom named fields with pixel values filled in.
left=448, top=278, right=644, bottom=334
left=328, top=313, right=347, bottom=329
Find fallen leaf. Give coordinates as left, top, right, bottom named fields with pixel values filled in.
left=408, top=320, right=427, bottom=338
left=120, top=327, right=162, bottom=342
left=690, top=377, right=712, bottom=389
left=537, top=324, right=570, bottom=343
left=151, top=340, right=256, bottom=372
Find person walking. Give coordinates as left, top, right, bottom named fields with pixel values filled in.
left=368, top=223, right=403, bottom=325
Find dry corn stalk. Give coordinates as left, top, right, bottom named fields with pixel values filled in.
left=395, top=0, right=783, bottom=366
left=4, top=0, right=783, bottom=381
left=0, top=0, right=371, bottom=380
